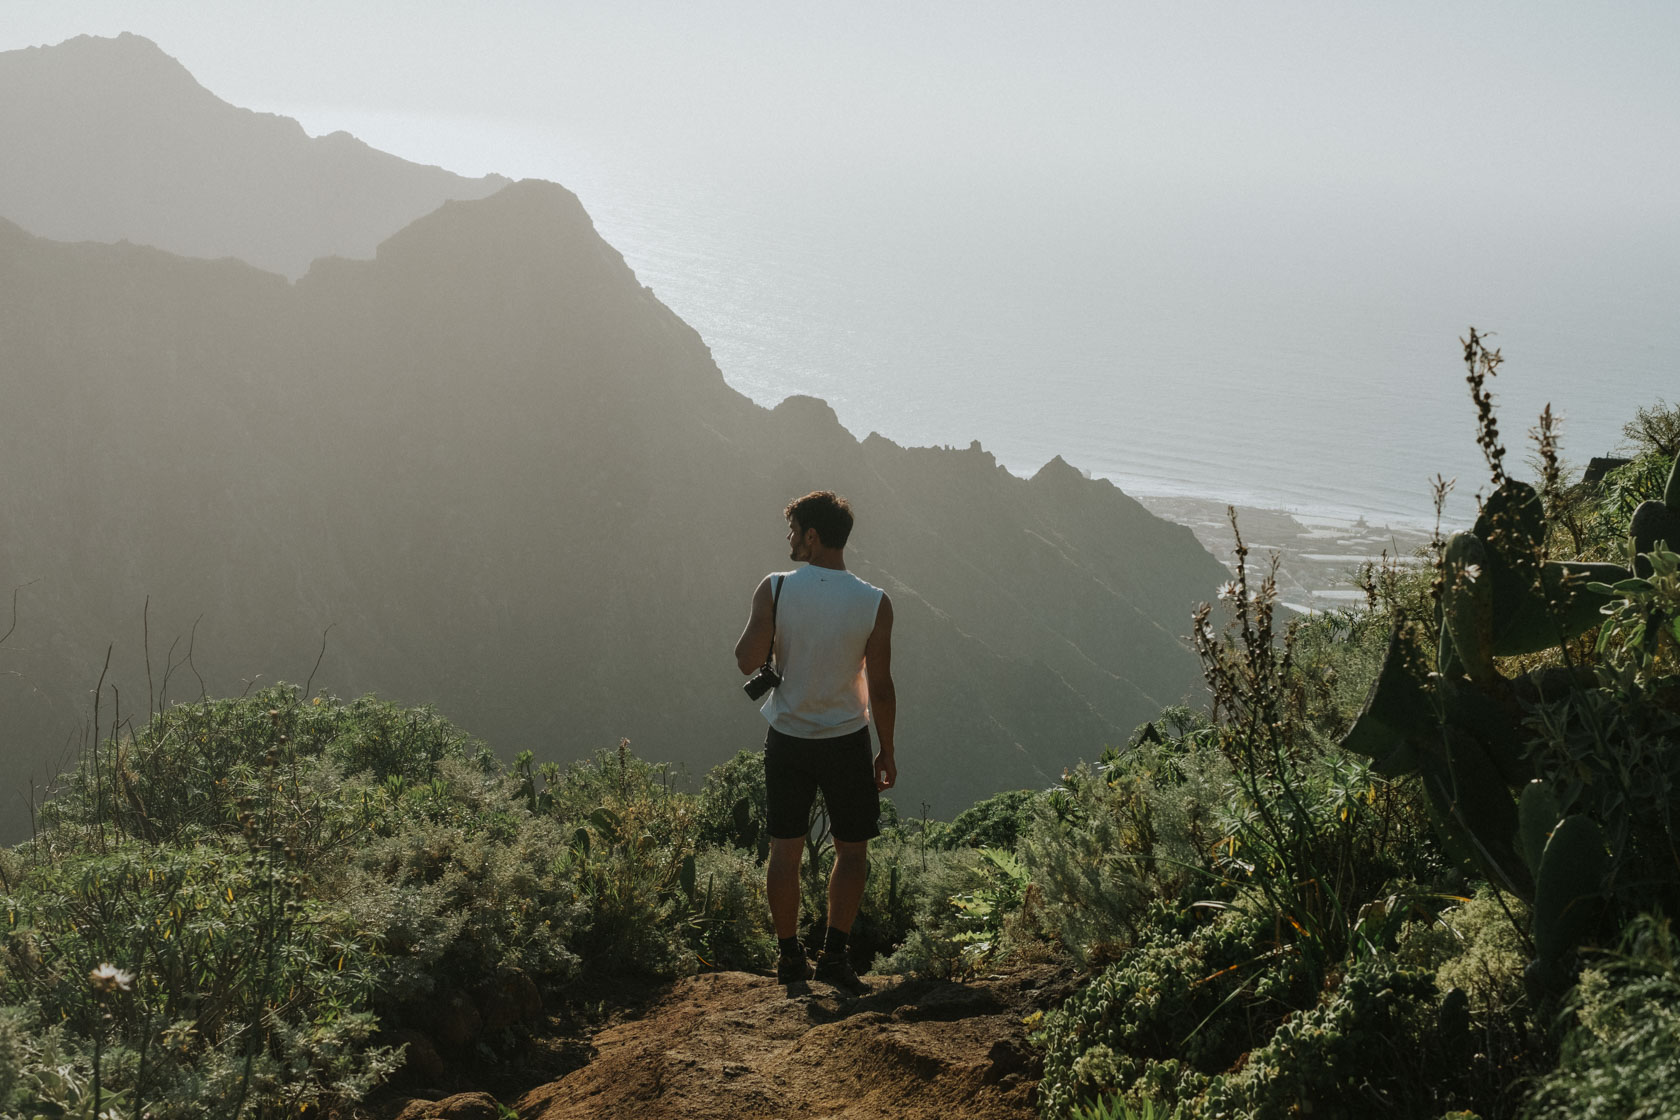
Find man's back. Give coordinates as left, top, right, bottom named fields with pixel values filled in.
left=762, top=565, right=883, bottom=739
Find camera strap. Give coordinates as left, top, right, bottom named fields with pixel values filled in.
left=761, top=575, right=784, bottom=671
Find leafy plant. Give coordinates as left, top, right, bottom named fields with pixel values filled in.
left=1069, top=1092, right=1173, bottom=1120
left=1035, top=907, right=1297, bottom=1118
left=1192, top=514, right=1422, bottom=990
left=1198, top=960, right=1451, bottom=1119
left=935, top=789, right=1040, bottom=851
left=1525, top=914, right=1680, bottom=1120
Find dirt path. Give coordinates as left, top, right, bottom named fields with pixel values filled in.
left=515, top=966, right=1063, bottom=1120
left=391, top=964, right=1069, bottom=1120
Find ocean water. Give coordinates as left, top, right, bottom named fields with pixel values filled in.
left=555, top=169, right=1679, bottom=533
left=268, top=103, right=1680, bottom=533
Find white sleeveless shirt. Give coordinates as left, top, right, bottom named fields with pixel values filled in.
left=760, top=565, right=884, bottom=739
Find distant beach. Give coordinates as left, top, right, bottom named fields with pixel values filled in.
left=1134, top=494, right=1433, bottom=616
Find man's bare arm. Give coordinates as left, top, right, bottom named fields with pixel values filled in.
left=863, top=593, right=896, bottom=790
left=733, top=575, right=776, bottom=675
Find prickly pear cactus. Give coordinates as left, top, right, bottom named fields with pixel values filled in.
left=1441, top=532, right=1494, bottom=685
left=1527, top=814, right=1609, bottom=993
left=1517, top=780, right=1562, bottom=879
left=1436, top=483, right=1628, bottom=672
left=1628, top=456, right=1680, bottom=576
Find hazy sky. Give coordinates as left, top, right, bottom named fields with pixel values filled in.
left=6, top=1, right=1678, bottom=242
left=7, top=3, right=1679, bottom=523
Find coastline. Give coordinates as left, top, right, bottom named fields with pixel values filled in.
left=1134, top=493, right=1433, bottom=616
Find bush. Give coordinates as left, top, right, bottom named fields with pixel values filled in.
left=695, top=748, right=770, bottom=854
left=1525, top=915, right=1680, bottom=1120
left=0, top=689, right=579, bottom=1117
left=685, top=845, right=776, bottom=971
left=1020, top=737, right=1232, bottom=965
left=1198, top=960, right=1447, bottom=1119
left=870, top=841, right=1040, bottom=979
left=1397, top=887, right=1530, bottom=1017
left=1035, top=909, right=1287, bottom=1118
left=871, top=844, right=992, bottom=978
left=936, top=788, right=1040, bottom=851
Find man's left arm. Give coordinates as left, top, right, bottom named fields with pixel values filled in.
left=863, top=593, right=896, bottom=791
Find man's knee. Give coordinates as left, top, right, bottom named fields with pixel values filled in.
left=832, top=838, right=869, bottom=868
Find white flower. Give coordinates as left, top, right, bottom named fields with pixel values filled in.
left=1217, top=580, right=1241, bottom=601
left=1460, top=563, right=1482, bottom=583
left=89, top=962, right=134, bottom=994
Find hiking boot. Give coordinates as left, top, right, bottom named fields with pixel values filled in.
left=813, top=952, right=869, bottom=995
left=776, top=951, right=811, bottom=985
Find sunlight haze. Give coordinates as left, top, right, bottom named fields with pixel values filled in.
left=5, top=2, right=1678, bottom=523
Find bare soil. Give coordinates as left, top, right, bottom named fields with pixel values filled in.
left=386, top=963, right=1075, bottom=1120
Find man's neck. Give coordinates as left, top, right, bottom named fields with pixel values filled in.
left=806, top=548, right=846, bottom=571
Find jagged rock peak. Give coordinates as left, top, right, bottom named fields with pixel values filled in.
left=772, top=394, right=844, bottom=428
left=0, top=33, right=510, bottom=279
left=421, top=178, right=590, bottom=232
left=1030, top=455, right=1087, bottom=486
left=346, top=179, right=638, bottom=293
left=2, top=33, right=219, bottom=108
left=8, top=31, right=187, bottom=69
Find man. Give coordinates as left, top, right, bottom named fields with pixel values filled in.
left=733, top=490, right=896, bottom=993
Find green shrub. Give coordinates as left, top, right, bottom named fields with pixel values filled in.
left=871, top=845, right=993, bottom=978
left=0, top=689, right=581, bottom=1117
left=936, top=788, right=1040, bottom=851
left=1069, top=1092, right=1177, bottom=1120
left=343, top=804, right=585, bottom=1007
left=695, top=748, right=769, bottom=854
left=39, top=685, right=477, bottom=848
left=1035, top=909, right=1285, bottom=1118
left=1525, top=915, right=1680, bottom=1120
left=0, top=1005, right=25, bottom=1113
left=561, top=811, right=695, bottom=977
left=684, top=845, right=776, bottom=971
left=1198, top=960, right=1446, bottom=1120
left=0, top=831, right=402, bottom=1117
left=1020, top=737, right=1232, bottom=965
left=1397, top=888, right=1530, bottom=1017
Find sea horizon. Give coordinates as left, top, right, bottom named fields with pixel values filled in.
left=225, top=102, right=1680, bottom=535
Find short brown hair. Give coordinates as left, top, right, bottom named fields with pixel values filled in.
left=784, top=491, right=854, bottom=548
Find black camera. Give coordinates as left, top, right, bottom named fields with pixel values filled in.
left=742, top=664, right=782, bottom=701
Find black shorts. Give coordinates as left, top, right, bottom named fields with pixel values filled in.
left=763, top=725, right=881, bottom=843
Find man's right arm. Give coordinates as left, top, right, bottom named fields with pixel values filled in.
left=864, top=593, right=896, bottom=791
left=733, top=575, right=775, bottom=675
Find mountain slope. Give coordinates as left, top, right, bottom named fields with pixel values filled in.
left=0, top=33, right=508, bottom=278
left=0, top=182, right=1222, bottom=841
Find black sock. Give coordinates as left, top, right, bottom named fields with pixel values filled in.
left=778, top=936, right=803, bottom=959
left=823, top=926, right=848, bottom=956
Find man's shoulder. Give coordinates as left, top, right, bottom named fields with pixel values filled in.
left=829, top=569, right=883, bottom=595
left=852, top=572, right=886, bottom=597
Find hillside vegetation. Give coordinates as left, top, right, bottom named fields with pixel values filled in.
left=4, top=365, right=1677, bottom=1119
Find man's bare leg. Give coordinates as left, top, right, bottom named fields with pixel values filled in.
left=768, top=836, right=805, bottom=938
left=826, top=839, right=869, bottom=933
left=814, top=839, right=871, bottom=993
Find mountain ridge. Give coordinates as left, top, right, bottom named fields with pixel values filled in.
left=0, top=41, right=1224, bottom=842
left=0, top=32, right=510, bottom=278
